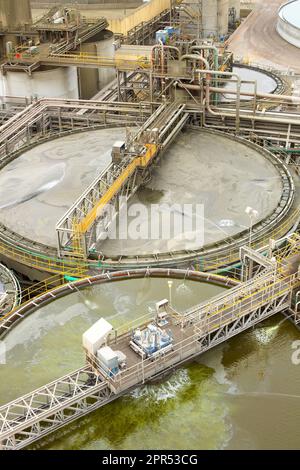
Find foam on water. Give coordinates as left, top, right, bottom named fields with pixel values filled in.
left=131, top=368, right=191, bottom=403
left=199, top=344, right=239, bottom=395
left=252, top=325, right=280, bottom=345
left=176, top=282, right=193, bottom=296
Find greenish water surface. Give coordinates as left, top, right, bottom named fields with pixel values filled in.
left=0, top=277, right=299, bottom=450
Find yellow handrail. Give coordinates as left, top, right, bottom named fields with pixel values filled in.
left=75, top=144, right=157, bottom=235
left=0, top=238, right=87, bottom=277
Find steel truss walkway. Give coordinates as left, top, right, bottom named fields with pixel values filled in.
left=0, top=99, right=154, bottom=274
left=56, top=102, right=189, bottom=258
left=0, top=367, right=112, bottom=450
left=0, top=243, right=299, bottom=450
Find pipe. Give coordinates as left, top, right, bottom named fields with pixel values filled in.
left=162, top=45, right=180, bottom=58
left=195, top=68, right=241, bottom=132
left=209, top=86, right=300, bottom=103
left=205, top=96, right=300, bottom=126
left=193, top=69, right=300, bottom=128
left=151, top=43, right=180, bottom=64
left=181, top=54, right=210, bottom=71
left=191, top=45, right=219, bottom=71
left=179, top=83, right=299, bottom=104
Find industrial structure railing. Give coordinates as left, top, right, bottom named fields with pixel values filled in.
left=0, top=96, right=299, bottom=273
left=0, top=240, right=299, bottom=449
left=0, top=268, right=239, bottom=338
left=87, top=266, right=299, bottom=394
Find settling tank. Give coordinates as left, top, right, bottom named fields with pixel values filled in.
left=0, top=263, right=20, bottom=316
left=0, top=127, right=288, bottom=263
left=0, top=66, right=79, bottom=99
left=0, top=271, right=299, bottom=450
left=277, top=0, right=300, bottom=48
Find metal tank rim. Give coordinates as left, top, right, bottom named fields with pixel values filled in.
left=0, top=268, right=239, bottom=339
left=95, top=128, right=295, bottom=269
left=277, top=0, right=300, bottom=49
left=0, top=125, right=296, bottom=273
left=231, top=63, right=288, bottom=98
left=0, top=263, right=21, bottom=316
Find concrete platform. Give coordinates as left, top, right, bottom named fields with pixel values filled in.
left=228, top=0, right=300, bottom=72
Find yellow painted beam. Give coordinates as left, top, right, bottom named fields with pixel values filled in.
left=45, top=52, right=151, bottom=69
left=76, top=143, right=157, bottom=234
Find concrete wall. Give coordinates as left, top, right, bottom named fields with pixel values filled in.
left=202, top=0, right=218, bottom=36
left=78, top=30, right=115, bottom=99
left=202, top=0, right=229, bottom=37
left=217, top=0, right=229, bottom=36
left=0, top=67, right=79, bottom=99
left=277, top=15, right=300, bottom=48
left=31, top=1, right=142, bottom=9
left=78, top=42, right=99, bottom=99
left=0, top=0, right=32, bottom=28
left=95, top=30, right=116, bottom=88
left=109, top=0, right=170, bottom=35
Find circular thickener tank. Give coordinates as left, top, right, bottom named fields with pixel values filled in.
left=0, top=263, right=20, bottom=316
left=0, top=128, right=127, bottom=247
left=0, top=66, right=79, bottom=99
left=221, top=65, right=278, bottom=101
left=0, top=127, right=284, bottom=257
left=0, top=274, right=227, bottom=399
left=1, top=275, right=299, bottom=449
left=277, top=0, right=300, bottom=48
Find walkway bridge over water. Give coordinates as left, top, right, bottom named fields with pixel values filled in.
left=0, top=238, right=299, bottom=450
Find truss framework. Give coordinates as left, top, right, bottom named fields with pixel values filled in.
left=0, top=367, right=112, bottom=450
left=0, top=247, right=299, bottom=450
left=56, top=102, right=189, bottom=257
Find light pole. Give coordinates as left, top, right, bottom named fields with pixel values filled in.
left=245, top=206, right=259, bottom=247
left=167, top=280, right=173, bottom=305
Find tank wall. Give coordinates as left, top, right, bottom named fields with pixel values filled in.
left=78, top=42, right=99, bottom=99
left=95, top=32, right=116, bottom=89
left=0, top=262, right=20, bottom=315
left=0, top=67, right=79, bottom=99
left=277, top=15, right=300, bottom=48
left=0, top=0, right=31, bottom=28
left=218, top=0, right=229, bottom=37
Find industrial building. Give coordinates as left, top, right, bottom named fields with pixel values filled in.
left=0, top=0, right=299, bottom=452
